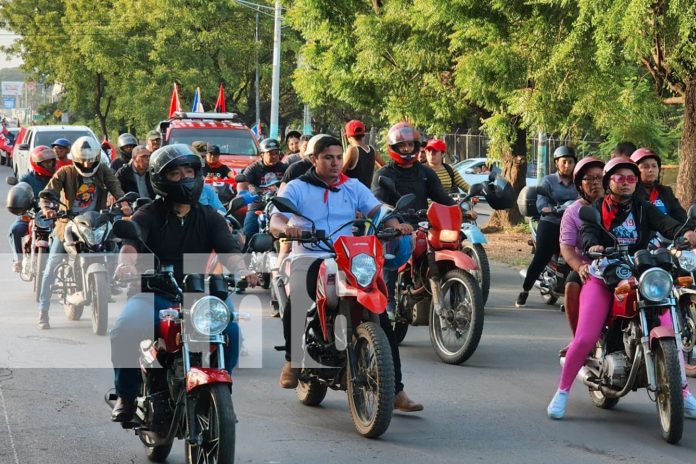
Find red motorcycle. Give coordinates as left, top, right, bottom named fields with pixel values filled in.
left=270, top=195, right=413, bottom=438
left=109, top=220, right=237, bottom=462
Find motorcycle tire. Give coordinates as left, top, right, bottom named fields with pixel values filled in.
left=429, top=269, right=484, bottom=365
left=347, top=322, right=394, bottom=438
left=588, top=388, right=619, bottom=410
left=261, top=272, right=271, bottom=290
left=64, top=303, right=84, bottom=321
left=185, top=383, right=236, bottom=464
left=462, top=244, right=490, bottom=306
left=33, top=248, right=47, bottom=302
left=296, top=379, right=328, bottom=406
left=654, top=338, right=684, bottom=444
left=393, top=321, right=409, bottom=345
left=541, top=291, right=558, bottom=305
left=91, top=273, right=109, bottom=336
left=686, top=351, right=696, bottom=378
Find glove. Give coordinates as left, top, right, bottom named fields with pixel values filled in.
left=238, top=189, right=259, bottom=205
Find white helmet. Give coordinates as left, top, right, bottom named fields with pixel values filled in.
left=70, top=136, right=101, bottom=177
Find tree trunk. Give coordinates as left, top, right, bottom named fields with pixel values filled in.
left=94, top=73, right=109, bottom=138
left=483, top=126, right=527, bottom=231
left=677, top=78, right=696, bottom=208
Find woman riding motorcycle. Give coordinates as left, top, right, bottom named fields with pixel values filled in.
left=630, top=147, right=687, bottom=222
left=547, top=156, right=696, bottom=419
left=558, top=157, right=605, bottom=351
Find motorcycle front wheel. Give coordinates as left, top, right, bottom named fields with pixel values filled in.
left=296, top=379, right=328, bottom=406
left=462, top=244, right=490, bottom=306
left=185, top=383, right=236, bottom=464
left=32, top=247, right=47, bottom=302
left=91, top=273, right=109, bottom=335
left=429, top=269, right=484, bottom=365
left=347, top=322, right=394, bottom=438
left=654, top=338, right=684, bottom=444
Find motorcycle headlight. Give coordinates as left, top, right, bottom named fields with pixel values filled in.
left=190, top=296, right=231, bottom=336
left=351, top=253, right=377, bottom=288
left=638, top=268, right=673, bottom=302
left=678, top=250, right=696, bottom=272
left=440, top=229, right=460, bottom=243
left=92, top=222, right=110, bottom=244
left=77, top=223, right=96, bottom=245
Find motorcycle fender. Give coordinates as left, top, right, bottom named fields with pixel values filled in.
left=356, top=281, right=388, bottom=315
left=84, top=261, right=108, bottom=278
left=649, top=325, right=675, bottom=347
left=434, top=250, right=478, bottom=271
left=185, top=367, right=232, bottom=393
left=336, top=270, right=358, bottom=297
left=462, top=225, right=488, bottom=244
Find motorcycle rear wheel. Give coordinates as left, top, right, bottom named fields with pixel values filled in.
left=91, top=273, right=109, bottom=336
left=429, top=270, right=484, bottom=365
left=33, top=248, right=46, bottom=302
left=347, top=322, right=394, bottom=438
left=541, top=290, right=558, bottom=305
left=185, top=383, right=236, bottom=464
left=588, top=388, right=619, bottom=409
left=296, top=379, right=328, bottom=406
left=462, top=244, right=490, bottom=306
left=654, top=339, right=684, bottom=444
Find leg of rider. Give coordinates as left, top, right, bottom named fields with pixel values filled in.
left=38, top=239, right=67, bottom=311
left=242, top=210, right=259, bottom=245
left=522, top=221, right=560, bottom=291
left=564, top=273, right=582, bottom=335
left=8, top=218, right=28, bottom=263
left=384, top=268, right=397, bottom=313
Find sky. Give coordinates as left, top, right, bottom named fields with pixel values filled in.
left=0, top=30, right=22, bottom=69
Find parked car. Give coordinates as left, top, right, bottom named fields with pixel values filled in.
left=12, top=125, right=109, bottom=178
left=0, top=127, right=19, bottom=166
left=158, top=111, right=260, bottom=178
left=453, top=157, right=538, bottom=189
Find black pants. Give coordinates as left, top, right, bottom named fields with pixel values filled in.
left=522, top=220, right=561, bottom=291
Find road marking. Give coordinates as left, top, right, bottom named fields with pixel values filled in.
left=0, top=384, right=19, bottom=464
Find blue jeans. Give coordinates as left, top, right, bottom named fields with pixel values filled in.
left=38, top=238, right=66, bottom=311
left=110, top=293, right=240, bottom=398
left=8, top=218, right=28, bottom=262
left=242, top=210, right=260, bottom=242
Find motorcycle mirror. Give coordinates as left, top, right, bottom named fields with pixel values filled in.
left=578, top=205, right=601, bottom=225
left=270, top=196, right=301, bottom=216
left=117, top=192, right=139, bottom=204
left=487, top=171, right=498, bottom=182
left=5, top=176, right=17, bottom=186
left=133, top=197, right=152, bottom=211
left=234, top=173, right=248, bottom=183
left=468, top=183, right=484, bottom=196
left=378, top=176, right=398, bottom=195
left=38, top=190, right=60, bottom=202
left=394, top=193, right=416, bottom=212
left=113, top=219, right=143, bottom=241
left=227, top=196, right=246, bottom=214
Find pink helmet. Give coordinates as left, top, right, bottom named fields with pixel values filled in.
left=572, top=156, right=604, bottom=193
left=602, top=156, right=639, bottom=190
left=630, top=147, right=661, bottom=168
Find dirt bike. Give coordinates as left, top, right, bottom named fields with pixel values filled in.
left=108, top=219, right=238, bottom=463
left=562, top=206, right=691, bottom=444
left=269, top=194, right=414, bottom=438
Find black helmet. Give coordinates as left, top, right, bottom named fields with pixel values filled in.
left=117, top=133, right=138, bottom=149
left=259, top=138, right=280, bottom=153
left=481, top=173, right=515, bottom=210
left=6, top=181, right=34, bottom=216
left=149, top=144, right=204, bottom=204
left=553, top=145, right=577, bottom=161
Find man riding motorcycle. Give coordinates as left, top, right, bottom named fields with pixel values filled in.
left=8, top=146, right=57, bottom=272
left=109, top=143, right=258, bottom=422
left=269, top=134, right=423, bottom=412
left=37, top=136, right=130, bottom=330
left=110, top=133, right=139, bottom=172
left=547, top=156, right=696, bottom=419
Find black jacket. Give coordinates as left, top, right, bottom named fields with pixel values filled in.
left=636, top=182, right=687, bottom=223
left=116, top=163, right=155, bottom=199
left=371, top=161, right=453, bottom=211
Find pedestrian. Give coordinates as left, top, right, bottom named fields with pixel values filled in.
left=343, top=120, right=383, bottom=188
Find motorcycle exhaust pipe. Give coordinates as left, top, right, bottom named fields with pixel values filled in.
left=559, top=356, right=601, bottom=389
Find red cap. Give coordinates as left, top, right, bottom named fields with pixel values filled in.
left=425, top=138, right=447, bottom=152
left=345, top=120, right=366, bottom=138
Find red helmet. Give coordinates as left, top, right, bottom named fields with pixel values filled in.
left=572, top=156, right=604, bottom=196
left=602, top=156, right=639, bottom=190
left=386, top=122, right=421, bottom=165
left=345, top=120, right=366, bottom=138
left=30, top=145, right=57, bottom=177
left=425, top=138, right=447, bottom=152
left=630, top=147, right=661, bottom=168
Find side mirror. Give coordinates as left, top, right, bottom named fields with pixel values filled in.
left=468, top=183, right=484, bottom=196
left=117, top=192, right=139, bottom=203
left=6, top=176, right=17, bottom=186
left=488, top=171, right=498, bottom=182
left=234, top=174, right=248, bottom=183
left=377, top=176, right=397, bottom=194
left=227, top=196, right=246, bottom=213
left=394, top=193, right=415, bottom=212
left=270, top=196, right=301, bottom=216
left=18, top=143, right=29, bottom=151
left=579, top=205, right=601, bottom=225
left=133, top=198, right=152, bottom=211
left=39, top=190, right=60, bottom=202
left=113, top=219, right=143, bottom=241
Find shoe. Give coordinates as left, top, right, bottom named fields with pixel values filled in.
left=394, top=390, right=423, bottom=412
left=515, top=291, right=529, bottom=308
left=684, top=391, right=696, bottom=420
left=110, top=396, right=136, bottom=422
left=547, top=389, right=569, bottom=419
left=279, top=361, right=298, bottom=389
left=270, top=302, right=280, bottom=318
left=37, top=311, right=50, bottom=330
left=12, top=261, right=21, bottom=273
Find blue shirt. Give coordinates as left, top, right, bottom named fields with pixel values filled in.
left=198, top=183, right=226, bottom=213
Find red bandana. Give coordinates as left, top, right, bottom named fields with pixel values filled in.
left=323, top=173, right=350, bottom=203
left=601, top=196, right=620, bottom=230
left=649, top=186, right=660, bottom=205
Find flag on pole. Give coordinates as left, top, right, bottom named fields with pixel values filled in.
left=191, top=87, right=204, bottom=112
left=168, top=83, right=182, bottom=118
left=214, top=83, right=226, bottom=113
left=250, top=122, right=264, bottom=140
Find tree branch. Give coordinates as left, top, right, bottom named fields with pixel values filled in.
left=663, top=96, right=685, bottom=105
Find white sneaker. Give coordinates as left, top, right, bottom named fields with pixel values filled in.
left=547, top=389, right=569, bottom=419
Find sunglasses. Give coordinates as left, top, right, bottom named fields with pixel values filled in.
left=610, top=174, right=639, bottom=184
left=581, top=176, right=603, bottom=184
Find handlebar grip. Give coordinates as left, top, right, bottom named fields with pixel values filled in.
left=587, top=252, right=602, bottom=259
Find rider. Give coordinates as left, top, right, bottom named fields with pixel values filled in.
left=343, top=119, right=382, bottom=188
left=269, top=134, right=423, bottom=412
left=109, top=144, right=257, bottom=422
left=630, top=147, right=687, bottom=222
left=547, top=156, right=696, bottom=419
left=201, top=144, right=233, bottom=179
left=558, top=156, right=605, bottom=354
left=37, top=136, right=130, bottom=330
left=424, top=138, right=470, bottom=193
left=283, top=129, right=302, bottom=165
left=51, top=138, right=72, bottom=169
left=516, top=145, right=578, bottom=307
left=8, top=146, right=57, bottom=272
left=110, top=133, right=138, bottom=172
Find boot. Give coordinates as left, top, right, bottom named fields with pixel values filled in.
left=38, top=311, right=50, bottom=330
left=394, top=390, right=423, bottom=412
left=278, top=361, right=298, bottom=389
left=110, top=396, right=136, bottom=422
left=564, top=283, right=580, bottom=335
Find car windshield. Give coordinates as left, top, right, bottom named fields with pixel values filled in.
left=169, top=128, right=258, bottom=156
left=34, top=130, right=94, bottom=147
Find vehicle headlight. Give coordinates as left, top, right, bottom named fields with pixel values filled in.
left=351, top=253, right=377, bottom=288
left=190, top=296, right=231, bottom=336
left=638, top=268, right=673, bottom=301
left=678, top=250, right=696, bottom=272
left=440, top=229, right=460, bottom=243
left=77, top=223, right=97, bottom=245
left=92, top=223, right=110, bottom=244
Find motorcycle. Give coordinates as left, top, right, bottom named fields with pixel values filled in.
left=40, top=190, right=138, bottom=335
left=269, top=194, right=414, bottom=438
left=380, top=177, right=485, bottom=364
left=108, top=219, right=237, bottom=463
left=517, top=185, right=574, bottom=306
left=246, top=183, right=280, bottom=289
left=562, top=206, right=690, bottom=444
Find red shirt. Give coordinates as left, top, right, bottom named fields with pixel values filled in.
left=56, top=159, right=73, bottom=169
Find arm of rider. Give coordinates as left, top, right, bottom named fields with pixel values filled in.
left=560, top=243, right=589, bottom=281
left=536, top=176, right=554, bottom=213
left=221, top=254, right=259, bottom=287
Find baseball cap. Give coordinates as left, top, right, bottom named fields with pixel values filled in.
left=191, top=140, right=208, bottom=154
left=147, top=130, right=162, bottom=141
left=345, top=120, right=366, bottom=138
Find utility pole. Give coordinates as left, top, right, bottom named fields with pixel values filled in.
left=269, top=0, right=282, bottom=140
left=255, top=12, right=260, bottom=132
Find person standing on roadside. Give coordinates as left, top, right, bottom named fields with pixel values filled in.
left=343, top=120, right=382, bottom=188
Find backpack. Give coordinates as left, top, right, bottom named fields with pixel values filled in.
left=442, top=163, right=457, bottom=194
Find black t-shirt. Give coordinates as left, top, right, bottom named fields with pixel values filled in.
left=127, top=198, right=242, bottom=283
left=371, top=161, right=454, bottom=213
left=242, top=160, right=287, bottom=209
left=281, top=159, right=312, bottom=183
left=202, top=163, right=232, bottom=180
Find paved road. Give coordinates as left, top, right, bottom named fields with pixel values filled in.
left=0, top=164, right=695, bottom=464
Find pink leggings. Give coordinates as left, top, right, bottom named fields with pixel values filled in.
left=558, top=275, right=690, bottom=394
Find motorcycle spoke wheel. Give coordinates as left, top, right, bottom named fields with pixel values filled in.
left=186, top=383, right=235, bottom=464
left=654, top=339, right=684, bottom=444
left=429, top=270, right=484, bottom=365
left=91, top=273, right=109, bottom=335
left=462, top=244, right=490, bottom=306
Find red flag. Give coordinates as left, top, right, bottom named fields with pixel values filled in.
left=214, top=83, right=226, bottom=113
left=168, top=83, right=182, bottom=118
